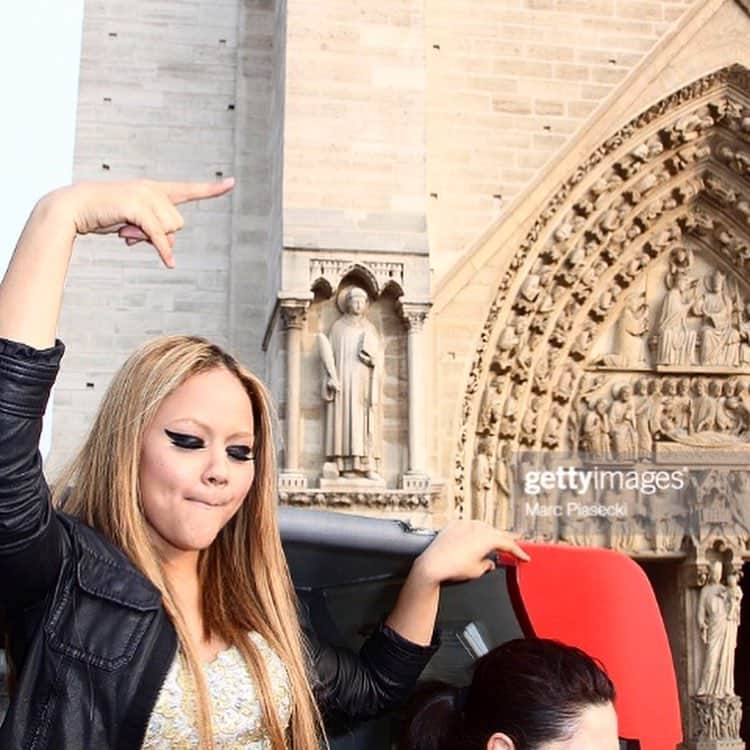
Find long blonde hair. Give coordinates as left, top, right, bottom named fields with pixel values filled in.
left=53, top=336, right=322, bottom=749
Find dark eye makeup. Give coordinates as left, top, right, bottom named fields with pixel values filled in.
left=164, top=429, right=254, bottom=462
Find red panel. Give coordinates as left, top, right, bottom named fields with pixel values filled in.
left=501, top=544, right=682, bottom=750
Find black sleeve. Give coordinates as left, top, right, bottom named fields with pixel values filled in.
left=307, top=622, right=439, bottom=724
left=0, top=337, right=65, bottom=609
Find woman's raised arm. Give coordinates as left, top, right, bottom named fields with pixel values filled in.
left=0, top=178, right=233, bottom=349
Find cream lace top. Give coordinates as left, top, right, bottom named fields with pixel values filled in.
left=141, top=632, right=292, bottom=749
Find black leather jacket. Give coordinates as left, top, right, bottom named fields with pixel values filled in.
left=0, top=338, right=437, bottom=749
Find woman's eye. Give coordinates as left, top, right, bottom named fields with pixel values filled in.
left=227, top=446, right=254, bottom=462
left=164, top=429, right=204, bottom=449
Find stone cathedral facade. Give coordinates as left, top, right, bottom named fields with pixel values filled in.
left=47, top=0, right=750, bottom=746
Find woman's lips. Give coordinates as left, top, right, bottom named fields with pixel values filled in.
left=186, top=497, right=224, bottom=507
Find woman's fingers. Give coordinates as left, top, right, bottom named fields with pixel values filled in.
left=118, top=224, right=148, bottom=241
left=492, top=531, right=531, bottom=562
left=163, top=176, right=234, bottom=205
left=136, top=213, right=175, bottom=268
left=72, top=178, right=231, bottom=265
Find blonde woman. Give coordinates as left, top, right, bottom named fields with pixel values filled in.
left=0, top=179, right=528, bottom=750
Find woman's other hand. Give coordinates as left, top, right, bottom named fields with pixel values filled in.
left=385, top=521, right=529, bottom=646
left=412, top=520, right=530, bottom=586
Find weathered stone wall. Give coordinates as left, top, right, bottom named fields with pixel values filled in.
left=282, top=0, right=429, bottom=256
left=426, top=0, right=698, bottom=277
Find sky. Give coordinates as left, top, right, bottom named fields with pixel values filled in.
left=0, top=0, right=85, bottom=270
left=0, top=0, right=85, bottom=453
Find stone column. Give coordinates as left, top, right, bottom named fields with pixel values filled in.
left=279, top=299, right=309, bottom=490
left=399, top=303, right=431, bottom=490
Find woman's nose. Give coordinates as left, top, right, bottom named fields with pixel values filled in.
left=203, top=450, right=229, bottom=486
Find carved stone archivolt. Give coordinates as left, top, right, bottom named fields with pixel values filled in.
left=455, top=66, right=750, bottom=560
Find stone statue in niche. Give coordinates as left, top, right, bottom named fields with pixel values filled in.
left=570, top=320, right=596, bottom=361
left=696, top=563, right=742, bottom=698
left=318, top=286, right=382, bottom=480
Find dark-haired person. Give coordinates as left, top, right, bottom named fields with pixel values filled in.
left=399, top=638, right=619, bottom=750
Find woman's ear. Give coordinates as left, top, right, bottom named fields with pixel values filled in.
left=486, top=733, right=516, bottom=750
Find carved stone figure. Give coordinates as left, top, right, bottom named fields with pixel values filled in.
left=696, top=562, right=741, bottom=698
left=655, top=378, right=680, bottom=437
left=657, top=273, right=697, bottom=366
left=570, top=321, right=596, bottom=361
left=519, top=397, right=541, bottom=447
left=498, top=383, right=521, bottom=439
left=693, top=271, right=740, bottom=366
left=674, top=378, right=693, bottom=433
left=477, top=375, right=504, bottom=435
left=590, top=284, right=619, bottom=321
left=581, top=398, right=611, bottom=460
left=716, top=379, right=741, bottom=434
left=693, top=695, right=743, bottom=742
left=532, top=351, right=554, bottom=395
left=542, top=405, right=565, bottom=449
left=634, top=378, right=654, bottom=459
left=515, top=268, right=544, bottom=313
left=553, top=363, right=577, bottom=403
left=609, top=384, right=638, bottom=461
left=692, top=379, right=717, bottom=433
left=613, top=293, right=649, bottom=366
left=494, top=442, right=512, bottom=530
left=472, top=438, right=495, bottom=525
left=495, top=317, right=530, bottom=372
left=319, top=286, right=382, bottom=479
